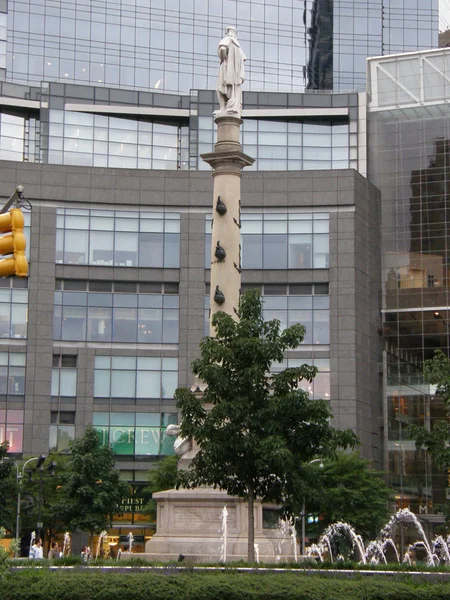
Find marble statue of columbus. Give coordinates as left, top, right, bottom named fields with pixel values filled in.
left=215, top=26, right=246, bottom=118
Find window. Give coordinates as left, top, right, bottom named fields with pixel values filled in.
left=93, top=411, right=177, bottom=456
left=0, top=409, right=24, bottom=452
left=272, top=358, right=330, bottom=400
left=0, top=352, right=26, bottom=396
left=199, top=119, right=349, bottom=171
left=49, top=411, right=75, bottom=453
left=0, top=284, right=28, bottom=339
left=205, top=213, right=329, bottom=270
left=205, top=285, right=329, bottom=344
left=53, top=282, right=179, bottom=344
left=49, top=110, right=188, bottom=170
left=94, top=356, right=178, bottom=400
left=51, top=354, right=77, bottom=397
left=56, top=208, right=180, bottom=268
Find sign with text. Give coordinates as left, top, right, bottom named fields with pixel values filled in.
left=95, top=425, right=175, bottom=456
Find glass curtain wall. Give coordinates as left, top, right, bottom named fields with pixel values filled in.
left=368, top=51, right=450, bottom=518
left=7, top=1, right=440, bottom=93
left=7, top=0, right=308, bottom=93
left=198, top=118, right=349, bottom=171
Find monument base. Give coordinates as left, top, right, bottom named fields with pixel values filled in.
left=141, top=487, right=299, bottom=564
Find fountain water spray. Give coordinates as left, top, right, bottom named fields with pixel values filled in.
left=96, top=530, right=107, bottom=558
left=219, top=505, right=228, bottom=563
left=380, top=508, right=435, bottom=566
left=62, top=532, right=71, bottom=556
left=432, top=536, right=450, bottom=564
left=254, top=543, right=260, bottom=564
left=321, top=522, right=366, bottom=564
left=276, top=517, right=299, bottom=562
left=128, top=532, right=134, bottom=553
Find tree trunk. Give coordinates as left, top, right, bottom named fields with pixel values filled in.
left=247, top=483, right=255, bottom=563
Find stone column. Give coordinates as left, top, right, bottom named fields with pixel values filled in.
left=201, top=116, right=254, bottom=335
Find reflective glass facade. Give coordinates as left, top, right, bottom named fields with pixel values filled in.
left=0, top=352, right=26, bottom=397
left=94, top=356, right=178, bottom=401
left=205, top=212, right=329, bottom=270
left=54, top=289, right=179, bottom=344
left=0, top=408, right=23, bottom=453
left=198, top=118, right=349, bottom=171
left=93, top=411, right=177, bottom=457
left=56, top=208, right=180, bottom=268
left=368, top=49, right=450, bottom=520
left=48, top=110, right=189, bottom=169
left=5, top=1, right=440, bottom=93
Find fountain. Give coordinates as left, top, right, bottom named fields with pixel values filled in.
left=313, top=522, right=366, bottom=564
left=96, top=530, right=107, bottom=558
left=220, top=505, right=228, bottom=563
left=380, top=508, right=435, bottom=566
left=432, top=536, right=450, bottom=564
left=254, top=543, right=260, bottom=564
left=306, top=508, right=450, bottom=566
left=274, top=517, right=299, bottom=562
left=62, top=531, right=71, bottom=557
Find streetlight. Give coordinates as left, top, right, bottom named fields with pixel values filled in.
left=301, top=458, right=324, bottom=556
left=1, top=454, right=47, bottom=554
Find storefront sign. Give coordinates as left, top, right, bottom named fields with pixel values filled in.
left=95, top=426, right=174, bottom=456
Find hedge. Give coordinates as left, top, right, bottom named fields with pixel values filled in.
left=3, top=569, right=450, bottom=600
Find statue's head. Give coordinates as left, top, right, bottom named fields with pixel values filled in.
left=226, top=26, right=237, bottom=38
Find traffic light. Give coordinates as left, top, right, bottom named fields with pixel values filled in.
left=0, top=208, right=28, bottom=277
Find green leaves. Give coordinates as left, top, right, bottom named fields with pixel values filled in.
left=53, top=426, right=129, bottom=535
left=423, top=349, right=450, bottom=410
left=305, top=452, right=392, bottom=539
left=176, top=287, right=358, bottom=515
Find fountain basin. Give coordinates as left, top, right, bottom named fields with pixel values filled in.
left=142, top=487, right=299, bottom=564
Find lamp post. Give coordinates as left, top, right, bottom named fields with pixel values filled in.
left=1, top=454, right=47, bottom=554
left=301, top=458, right=324, bottom=556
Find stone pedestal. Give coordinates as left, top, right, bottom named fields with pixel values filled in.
left=143, top=488, right=299, bottom=563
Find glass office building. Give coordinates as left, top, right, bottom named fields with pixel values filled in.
left=0, top=0, right=447, bottom=546
left=368, top=47, right=450, bottom=527
left=3, top=0, right=441, bottom=93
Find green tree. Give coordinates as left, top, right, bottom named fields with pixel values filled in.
left=19, top=453, right=70, bottom=542
left=53, top=426, right=128, bottom=542
left=142, top=456, right=178, bottom=521
left=408, top=349, right=450, bottom=529
left=0, top=442, right=16, bottom=532
left=305, top=452, right=392, bottom=540
left=175, top=289, right=358, bottom=563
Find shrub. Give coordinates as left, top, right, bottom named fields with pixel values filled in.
left=3, top=569, right=450, bottom=600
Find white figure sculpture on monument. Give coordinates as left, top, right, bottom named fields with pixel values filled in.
left=215, top=26, right=246, bottom=118
left=165, top=423, right=192, bottom=457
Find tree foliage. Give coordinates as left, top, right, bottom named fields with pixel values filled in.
left=175, top=289, right=358, bottom=562
left=408, top=349, right=450, bottom=529
left=53, top=426, right=128, bottom=536
left=18, top=453, right=71, bottom=542
left=142, top=456, right=178, bottom=521
left=0, top=442, right=15, bottom=532
left=305, top=452, right=392, bottom=540
left=408, top=349, right=450, bottom=471
left=423, top=349, right=450, bottom=411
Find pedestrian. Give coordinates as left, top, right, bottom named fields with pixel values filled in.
left=31, top=538, right=43, bottom=559
left=48, top=541, right=59, bottom=559
left=81, top=545, right=91, bottom=562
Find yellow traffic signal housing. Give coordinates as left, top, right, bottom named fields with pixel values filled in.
left=0, top=208, right=28, bottom=277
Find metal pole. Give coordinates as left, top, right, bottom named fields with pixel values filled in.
left=301, top=498, right=306, bottom=556
left=15, top=456, right=41, bottom=548
left=14, top=464, right=20, bottom=552
left=37, top=464, right=43, bottom=540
